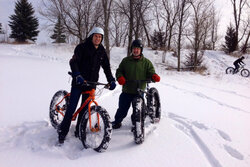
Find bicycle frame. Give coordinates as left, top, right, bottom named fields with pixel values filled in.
left=136, top=83, right=153, bottom=117
left=55, top=89, right=101, bottom=132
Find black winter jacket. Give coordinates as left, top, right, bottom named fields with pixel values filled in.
left=233, top=57, right=244, bottom=66
left=70, top=37, right=115, bottom=89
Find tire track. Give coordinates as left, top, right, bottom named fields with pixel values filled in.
left=168, top=113, right=223, bottom=167
left=160, top=82, right=250, bottom=114
left=164, top=77, right=250, bottom=100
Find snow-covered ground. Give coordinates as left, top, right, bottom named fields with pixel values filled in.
left=0, top=43, right=250, bottom=167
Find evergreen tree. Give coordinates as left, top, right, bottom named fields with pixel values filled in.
left=8, top=0, right=39, bottom=42
left=50, top=16, right=66, bottom=43
left=151, top=30, right=165, bottom=50
left=223, top=24, right=238, bottom=53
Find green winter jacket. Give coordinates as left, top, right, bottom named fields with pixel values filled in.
left=116, top=55, right=156, bottom=94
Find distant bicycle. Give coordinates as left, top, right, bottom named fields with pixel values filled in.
left=226, top=65, right=249, bottom=77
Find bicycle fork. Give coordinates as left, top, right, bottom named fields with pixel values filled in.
left=55, top=92, right=102, bottom=133
left=88, top=101, right=101, bottom=132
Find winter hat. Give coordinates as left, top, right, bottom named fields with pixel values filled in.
left=131, top=39, right=143, bottom=53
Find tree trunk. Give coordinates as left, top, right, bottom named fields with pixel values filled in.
left=127, top=0, right=134, bottom=57
left=102, top=0, right=113, bottom=60
left=241, top=30, right=250, bottom=53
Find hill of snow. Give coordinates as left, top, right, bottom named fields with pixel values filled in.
left=0, top=43, right=250, bottom=167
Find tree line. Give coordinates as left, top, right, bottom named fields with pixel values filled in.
left=2, top=0, right=250, bottom=70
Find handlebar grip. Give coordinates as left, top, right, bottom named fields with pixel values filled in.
left=68, top=71, right=73, bottom=76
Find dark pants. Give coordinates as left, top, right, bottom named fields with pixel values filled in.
left=114, top=92, right=138, bottom=125
left=233, top=62, right=239, bottom=73
left=58, top=86, right=90, bottom=138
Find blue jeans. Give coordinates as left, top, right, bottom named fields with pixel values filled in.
left=58, top=86, right=90, bottom=137
left=114, top=92, right=139, bottom=125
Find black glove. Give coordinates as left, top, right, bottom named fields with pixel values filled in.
left=109, top=81, right=116, bottom=90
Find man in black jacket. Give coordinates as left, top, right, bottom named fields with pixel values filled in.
left=57, top=27, right=116, bottom=144
left=233, top=56, right=245, bottom=73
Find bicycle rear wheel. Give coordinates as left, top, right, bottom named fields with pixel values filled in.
left=132, top=97, right=145, bottom=144
left=79, top=106, right=112, bottom=152
left=147, top=87, right=161, bottom=123
left=241, top=69, right=250, bottom=77
left=49, top=90, right=69, bottom=129
left=225, top=67, right=235, bottom=74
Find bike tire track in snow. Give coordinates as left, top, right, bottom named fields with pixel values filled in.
left=168, top=112, right=245, bottom=167
left=161, top=82, right=249, bottom=114
left=168, top=113, right=223, bottom=167
left=166, top=76, right=250, bottom=100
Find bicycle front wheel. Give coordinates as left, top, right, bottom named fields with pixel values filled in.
left=241, top=69, right=250, bottom=77
left=49, top=90, right=69, bottom=129
left=132, top=97, right=145, bottom=144
left=225, top=67, right=235, bottom=74
left=79, top=106, right=112, bottom=152
left=147, top=87, right=161, bottom=123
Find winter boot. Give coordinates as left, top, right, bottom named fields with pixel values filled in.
left=57, top=128, right=66, bottom=144
left=112, top=122, right=122, bottom=129
left=58, top=134, right=65, bottom=144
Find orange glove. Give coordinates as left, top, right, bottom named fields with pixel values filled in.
left=152, top=74, right=160, bottom=82
left=117, top=76, right=126, bottom=85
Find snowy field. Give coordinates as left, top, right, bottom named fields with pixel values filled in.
left=0, top=43, right=250, bottom=167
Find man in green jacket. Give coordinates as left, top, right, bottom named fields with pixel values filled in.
left=112, top=39, right=160, bottom=129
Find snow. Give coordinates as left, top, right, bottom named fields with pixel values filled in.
left=0, top=43, right=250, bottom=167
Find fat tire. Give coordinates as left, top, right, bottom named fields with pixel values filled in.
left=241, top=69, right=250, bottom=77
left=132, top=97, right=145, bottom=144
left=49, top=90, right=69, bottom=129
left=79, top=106, right=112, bottom=152
left=147, top=87, right=161, bottom=123
left=225, top=67, right=235, bottom=74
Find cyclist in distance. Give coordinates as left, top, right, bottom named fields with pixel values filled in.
left=233, top=56, right=245, bottom=73
left=57, top=27, right=116, bottom=144
left=112, top=39, right=160, bottom=129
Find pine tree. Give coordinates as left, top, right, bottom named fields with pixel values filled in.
left=223, top=24, right=238, bottom=53
left=151, top=30, right=165, bottom=50
left=50, top=16, right=66, bottom=43
left=8, top=0, right=39, bottom=42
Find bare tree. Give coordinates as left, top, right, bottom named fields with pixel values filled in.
left=115, top=0, right=155, bottom=56
left=230, top=0, right=248, bottom=47
left=210, top=5, right=220, bottom=50
left=241, top=14, right=250, bottom=53
left=241, top=30, right=250, bottom=53
left=39, top=0, right=101, bottom=43
left=115, top=0, right=134, bottom=56
left=176, top=0, right=190, bottom=71
left=152, top=0, right=164, bottom=32
left=187, top=0, right=213, bottom=69
left=201, top=16, right=213, bottom=50
left=110, top=6, right=128, bottom=47
left=128, top=0, right=134, bottom=56
left=133, top=0, right=153, bottom=47
left=160, top=0, right=180, bottom=51
left=99, top=0, right=114, bottom=59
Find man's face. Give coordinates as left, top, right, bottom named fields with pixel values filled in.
left=92, top=33, right=102, bottom=47
left=132, top=47, right=141, bottom=59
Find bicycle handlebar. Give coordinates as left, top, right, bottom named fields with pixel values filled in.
left=68, top=71, right=109, bottom=87
left=126, top=80, right=154, bottom=83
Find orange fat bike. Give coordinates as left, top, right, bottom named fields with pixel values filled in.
left=49, top=73, right=112, bottom=152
